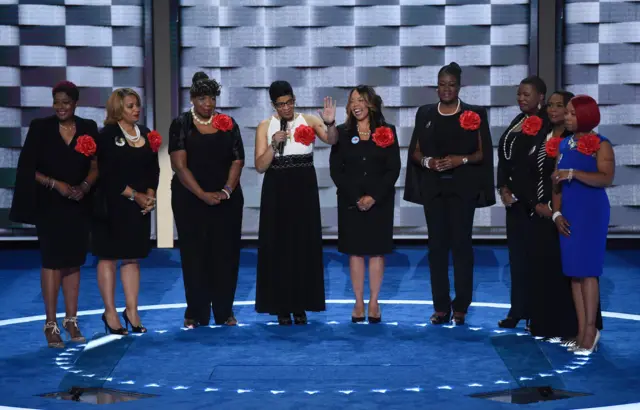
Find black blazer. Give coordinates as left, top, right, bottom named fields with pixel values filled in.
left=529, top=128, right=571, bottom=207
left=93, top=123, right=159, bottom=218
left=9, top=115, right=98, bottom=225
left=330, top=122, right=401, bottom=205
left=497, top=112, right=551, bottom=213
left=404, top=101, right=495, bottom=208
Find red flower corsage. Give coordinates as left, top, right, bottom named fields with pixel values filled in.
left=147, top=130, right=162, bottom=153
left=212, top=114, right=233, bottom=132
left=293, top=124, right=316, bottom=146
left=522, top=115, right=543, bottom=136
left=577, top=133, right=601, bottom=156
left=459, top=110, right=481, bottom=131
left=545, top=136, right=563, bottom=158
left=372, top=126, right=395, bottom=148
left=74, top=135, right=96, bottom=157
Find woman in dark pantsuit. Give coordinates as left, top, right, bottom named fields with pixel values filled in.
left=496, top=76, right=549, bottom=329
left=10, top=81, right=98, bottom=347
left=330, top=85, right=401, bottom=323
left=170, top=72, right=244, bottom=328
left=404, top=63, right=495, bottom=325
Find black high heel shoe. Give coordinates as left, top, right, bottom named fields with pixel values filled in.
left=122, top=309, right=147, bottom=333
left=498, top=317, right=521, bottom=328
left=278, top=314, right=292, bottom=326
left=102, top=313, right=127, bottom=335
left=293, top=312, right=307, bottom=325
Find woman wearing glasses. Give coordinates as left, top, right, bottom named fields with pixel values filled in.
left=254, top=80, right=337, bottom=325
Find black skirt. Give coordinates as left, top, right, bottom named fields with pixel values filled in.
left=337, top=193, right=394, bottom=255
left=255, top=154, right=326, bottom=315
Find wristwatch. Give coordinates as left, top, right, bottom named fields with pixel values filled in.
left=462, top=157, right=468, bottom=165
left=129, top=189, right=137, bottom=201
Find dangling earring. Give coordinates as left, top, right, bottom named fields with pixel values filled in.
left=538, top=102, right=542, bottom=110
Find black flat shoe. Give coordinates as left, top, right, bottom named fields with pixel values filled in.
left=278, top=314, right=292, bottom=326
left=368, top=315, right=382, bottom=324
left=351, top=316, right=365, bottom=323
left=498, top=317, right=521, bottom=328
left=452, top=313, right=466, bottom=326
left=430, top=312, right=451, bottom=325
left=293, top=312, right=307, bottom=325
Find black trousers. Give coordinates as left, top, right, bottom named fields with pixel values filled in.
left=424, top=183, right=477, bottom=314
left=174, top=199, right=242, bottom=326
left=505, top=203, right=534, bottom=320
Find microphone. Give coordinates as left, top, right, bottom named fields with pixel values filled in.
left=279, top=118, right=287, bottom=156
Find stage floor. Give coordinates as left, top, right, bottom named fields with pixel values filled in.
left=0, top=245, right=639, bottom=410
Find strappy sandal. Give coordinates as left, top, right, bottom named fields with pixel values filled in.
left=44, top=321, right=65, bottom=348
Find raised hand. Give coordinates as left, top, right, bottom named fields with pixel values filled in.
left=318, top=96, right=337, bottom=125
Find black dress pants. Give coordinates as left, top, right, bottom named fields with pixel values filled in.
left=505, top=202, right=533, bottom=320
left=424, top=182, right=477, bottom=314
left=174, top=197, right=243, bottom=326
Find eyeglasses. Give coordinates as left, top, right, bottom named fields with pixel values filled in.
left=274, top=99, right=295, bottom=109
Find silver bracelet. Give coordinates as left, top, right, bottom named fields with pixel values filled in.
left=422, top=157, right=432, bottom=169
left=568, top=168, right=574, bottom=181
left=547, top=201, right=552, bottom=211
left=221, top=189, right=231, bottom=199
left=552, top=211, right=562, bottom=222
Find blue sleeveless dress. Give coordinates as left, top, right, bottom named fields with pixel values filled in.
left=557, top=134, right=610, bottom=278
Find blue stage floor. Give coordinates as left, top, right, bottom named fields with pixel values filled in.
left=0, top=245, right=639, bottom=409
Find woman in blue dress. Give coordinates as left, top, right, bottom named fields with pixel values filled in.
left=551, top=95, right=615, bottom=355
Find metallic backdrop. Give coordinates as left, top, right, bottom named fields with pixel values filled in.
left=179, top=0, right=532, bottom=237
left=562, top=0, right=640, bottom=233
left=0, top=0, right=147, bottom=237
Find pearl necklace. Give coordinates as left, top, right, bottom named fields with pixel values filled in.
left=437, top=99, right=460, bottom=116
left=191, top=105, right=212, bottom=125
left=502, top=116, right=526, bottom=161
left=118, top=122, right=141, bottom=143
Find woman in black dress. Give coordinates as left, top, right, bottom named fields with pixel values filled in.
left=92, top=88, right=160, bottom=335
left=404, top=63, right=495, bottom=325
left=254, top=80, right=337, bottom=325
left=169, top=72, right=244, bottom=328
left=528, top=91, right=603, bottom=340
left=496, top=76, right=549, bottom=329
left=330, top=85, right=401, bottom=323
left=10, top=81, right=98, bottom=348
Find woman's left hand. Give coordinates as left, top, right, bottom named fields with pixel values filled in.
left=357, top=195, right=376, bottom=211
left=318, top=96, right=337, bottom=125
left=435, top=156, right=463, bottom=171
left=552, top=169, right=572, bottom=183
left=141, top=192, right=157, bottom=215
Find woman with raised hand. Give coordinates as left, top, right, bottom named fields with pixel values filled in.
left=330, top=85, right=401, bottom=323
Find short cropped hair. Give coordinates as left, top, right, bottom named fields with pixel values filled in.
left=52, top=81, right=79, bottom=102
left=104, top=88, right=141, bottom=125
left=269, top=81, right=293, bottom=103
left=571, top=95, right=600, bottom=132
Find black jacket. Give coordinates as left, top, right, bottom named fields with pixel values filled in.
left=404, top=101, right=496, bottom=208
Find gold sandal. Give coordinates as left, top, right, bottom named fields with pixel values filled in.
left=44, top=321, right=65, bottom=348
left=63, top=316, right=86, bottom=343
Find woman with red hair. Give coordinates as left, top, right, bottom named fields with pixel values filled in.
left=551, top=95, right=614, bottom=355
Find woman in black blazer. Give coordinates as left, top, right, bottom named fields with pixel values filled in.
left=330, top=85, right=401, bottom=323
left=92, top=88, right=160, bottom=335
left=10, top=81, right=98, bottom=348
left=404, top=63, right=495, bottom=325
left=496, top=75, right=549, bottom=330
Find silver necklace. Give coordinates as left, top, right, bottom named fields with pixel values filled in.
left=191, top=105, right=212, bottom=125
left=437, top=99, right=460, bottom=116
left=502, top=117, right=526, bottom=161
